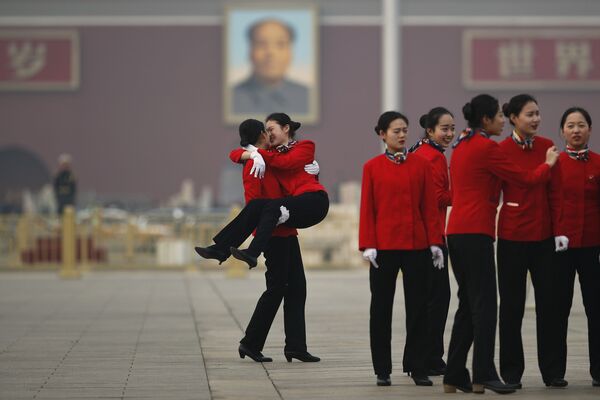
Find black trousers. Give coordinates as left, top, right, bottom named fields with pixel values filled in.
left=369, top=249, right=430, bottom=376
left=426, top=244, right=450, bottom=370
left=444, top=234, right=500, bottom=385
left=497, top=238, right=561, bottom=384
left=213, top=191, right=329, bottom=257
left=240, top=236, right=307, bottom=352
left=555, top=246, right=600, bottom=381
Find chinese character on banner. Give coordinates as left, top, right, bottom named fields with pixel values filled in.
left=463, top=29, right=600, bottom=90
left=556, top=41, right=593, bottom=78
left=498, top=41, right=534, bottom=78
left=0, top=29, right=79, bottom=91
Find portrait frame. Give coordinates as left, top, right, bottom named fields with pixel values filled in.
left=0, top=29, right=80, bottom=91
left=223, top=3, right=319, bottom=125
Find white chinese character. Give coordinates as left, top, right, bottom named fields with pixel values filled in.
left=556, top=41, right=593, bottom=78
left=8, top=41, right=47, bottom=80
left=497, top=41, right=534, bottom=78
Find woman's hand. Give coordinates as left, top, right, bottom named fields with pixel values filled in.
left=249, top=151, right=266, bottom=178
left=545, top=146, right=559, bottom=167
left=362, top=248, right=379, bottom=268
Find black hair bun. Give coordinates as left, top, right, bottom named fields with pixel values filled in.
left=419, top=114, right=429, bottom=129
left=462, top=102, right=473, bottom=120
left=501, top=102, right=510, bottom=117
left=291, top=121, right=301, bottom=131
left=374, top=126, right=380, bottom=135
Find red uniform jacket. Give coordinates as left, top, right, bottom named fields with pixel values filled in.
left=257, top=140, right=326, bottom=196
left=359, top=153, right=443, bottom=251
left=497, top=135, right=563, bottom=241
left=558, top=151, right=600, bottom=248
left=413, top=143, right=452, bottom=239
left=230, top=149, right=297, bottom=237
left=447, top=133, right=552, bottom=238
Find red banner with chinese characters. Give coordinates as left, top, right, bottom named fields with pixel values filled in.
left=0, top=29, right=79, bottom=91
left=463, top=29, right=600, bottom=90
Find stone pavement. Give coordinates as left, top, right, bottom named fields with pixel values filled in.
left=0, top=269, right=597, bottom=399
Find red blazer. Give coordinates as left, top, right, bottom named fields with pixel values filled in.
left=558, top=151, right=600, bottom=248
left=258, top=140, right=326, bottom=196
left=413, top=143, right=452, bottom=239
left=359, top=153, right=443, bottom=251
left=497, top=135, right=563, bottom=241
left=447, top=132, right=552, bottom=238
left=230, top=149, right=297, bottom=237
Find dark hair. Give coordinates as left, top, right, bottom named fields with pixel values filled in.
left=502, top=94, right=538, bottom=126
left=374, top=111, right=409, bottom=136
left=560, top=107, right=592, bottom=129
left=419, top=107, right=454, bottom=138
left=247, top=19, right=295, bottom=43
left=238, top=119, right=265, bottom=147
left=266, top=112, right=301, bottom=138
left=462, top=94, right=500, bottom=129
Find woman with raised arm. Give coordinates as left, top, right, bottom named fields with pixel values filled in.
left=443, top=94, right=558, bottom=395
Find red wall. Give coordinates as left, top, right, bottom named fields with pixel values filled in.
left=1, top=25, right=598, bottom=203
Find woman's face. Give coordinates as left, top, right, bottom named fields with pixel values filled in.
left=427, top=114, right=455, bottom=149
left=512, top=101, right=541, bottom=137
left=482, top=106, right=505, bottom=136
left=265, top=120, right=290, bottom=146
left=379, top=118, right=408, bottom=153
left=561, top=112, right=591, bottom=150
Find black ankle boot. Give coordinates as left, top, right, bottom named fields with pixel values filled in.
left=238, top=343, right=272, bottom=362
left=284, top=351, right=320, bottom=362
left=376, top=374, right=391, bottom=386
left=593, top=378, right=599, bottom=387
left=194, top=246, right=228, bottom=264
left=230, top=247, right=258, bottom=269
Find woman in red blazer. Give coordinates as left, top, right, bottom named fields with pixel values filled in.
left=196, top=113, right=328, bottom=266
left=443, top=94, right=559, bottom=395
left=408, top=107, right=455, bottom=376
left=359, top=111, right=444, bottom=387
left=554, top=107, right=600, bottom=388
left=496, top=94, right=567, bottom=388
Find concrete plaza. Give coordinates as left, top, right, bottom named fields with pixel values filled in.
left=0, top=268, right=597, bottom=399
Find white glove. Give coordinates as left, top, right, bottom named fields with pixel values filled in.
left=362, top=248, right=379, bottom=268
left=304, top=160, right=320, bottom=175
left=249, top=151, right=265, bottom=179
left=430, top=245, right=444, bottom=270
left=554, top=236, right=569, bottom=252
left=276, top=206, right=289, bottom=226
left=243, top=144, right=258, bottom=152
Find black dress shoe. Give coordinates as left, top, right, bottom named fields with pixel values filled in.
left=593, top=378, right=599, bottom=387
left=506, top=382, right=522, bottom=389
left=376, top=374, right=391, bottom=386
left=411, top=374, right=433, bottom=386
left=545, top=378, right=568, bottom=388
left=238, top=344, right=272, bottom=362
left=428, top=366, right=446, bottom=376
left=473, top=380, right=517, bottom=394
left=194, top=246, right=228, bottom=264
left=284, top=351, right=320, bottom=362
left=230, top=247, right=258, bottom=269
left=443, top=382, right=473, bottom=393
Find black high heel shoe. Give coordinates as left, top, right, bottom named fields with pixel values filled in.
left=545, top=378, right=568, bottom=388
left=194, top=246, right=228, bottom=264
left=238, top=343, right=272, bottom=362
left=230, top=247, right=258, bottom=269
left=284, top=351, right=320, bottom=362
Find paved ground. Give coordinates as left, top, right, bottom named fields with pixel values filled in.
left=0, top=268, right=597, bottom=399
